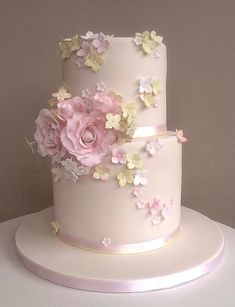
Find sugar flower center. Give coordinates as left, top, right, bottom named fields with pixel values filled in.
left=81, top=127, right=96, bottom=145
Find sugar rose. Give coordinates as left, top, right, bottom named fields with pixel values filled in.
left=34, top=109, right=65, bottom=161
left=61, top=110, right=116, bottom=166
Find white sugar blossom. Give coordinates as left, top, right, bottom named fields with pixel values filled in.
left=151, top=216, right=162, bottom=226
left=139, top=77, right=153, bottom=94
left=101, top=237, right=111, bottom=247
left=61, top=158, right=90, bottom=177
left=63, top=170, right=79, bottom=183
left=61, top=158, right=78, bottom=172
left=81, top=31, right=97, bottom=40
left=154, top=48, right=160, bottom=59
left=51, top=159, right=90, bottom=183
left=133, top=170, right=148, bottom=186
left=96, top=81, right=106, bottom=92
left=136, top=199, right=146, bottom=209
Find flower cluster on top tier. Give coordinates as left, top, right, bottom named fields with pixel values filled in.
left=58, top=32, right=113, bottom=72
left=34, top=83, right=136, bottom=168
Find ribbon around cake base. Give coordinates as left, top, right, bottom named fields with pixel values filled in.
left=58, top=227, right=179, bottom=254
left=132, top=124, right=167, bottom=139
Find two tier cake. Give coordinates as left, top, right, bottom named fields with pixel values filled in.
left=16, top=31, right=224, bottom=292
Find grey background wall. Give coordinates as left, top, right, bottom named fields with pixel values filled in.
left=0, top=0, right=234, bottom=227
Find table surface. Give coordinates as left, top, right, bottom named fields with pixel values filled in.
left=0, top=210, right=235, bottom=307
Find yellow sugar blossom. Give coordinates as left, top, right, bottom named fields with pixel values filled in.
left=59, top=35, right=81, bottom=60
left=84, top=51, right=104, bottom=72
left=151, top=79, right=163, bottom=96
left=140, top=93, right=156, bottom=108
left=48, top=97, right=58, bottom=108
left=105, top=113, right=121, bottom=130
left=117, top=170, right=133, bottom=187
left=126, top=153, right=142, bottom=170
left=51, top=219, right=59, bottom=235
left=109, top=91, right=123, bottom=104
left=134, top=31, right=163, bottom=55
left=52, top=85, right=72, bottom=102
left=121, top=103, right=137, bottom=125
left=69, top=35, right=82, bottom=52
left=92, top=164, right=110, bottom=181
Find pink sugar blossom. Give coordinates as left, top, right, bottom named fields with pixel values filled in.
left=111, top=148, right=126, bottom=164
left=60, top=110, right=116, bottom=167
left=92, top=32, right=110, bottom=54
left=76, top=41, right=91, bottom=58
left=132, top=187, right=142, bottom=197
left=57, top=97, right=87, bottom=120
left=145, top=139, right=161, bottom=156
left=148, top=198, right=164, bottom=216
left=34, top=109, right=66, bottom=161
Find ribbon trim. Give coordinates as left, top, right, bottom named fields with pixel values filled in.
left=132, top=124, right=167, bottom=139
left=58, top=227, right=179, bottom=254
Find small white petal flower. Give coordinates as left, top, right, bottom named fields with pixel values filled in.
left=136, top=199, right=146, bottom=209
left=64, top=170, right=78, bottom=183
left=151, top=216, right=161, bottom=226
left=154, top=48, right=160, bottom=59
left=81, top=31, right=96, bottom=40
left=61, top=158, right=78, bottom=172
left=96, top=81, right=106, bottom=92
left=133, top=170, right=148, bottom=186
left=101, top=237, right=111, bottom=247
left=139, top=77, right=153, bottom=94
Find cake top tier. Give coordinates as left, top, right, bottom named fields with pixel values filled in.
left=59, top=31, right=167, bottom=129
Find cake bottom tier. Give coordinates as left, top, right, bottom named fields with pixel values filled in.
left=53, top=132, right=182, bottom=253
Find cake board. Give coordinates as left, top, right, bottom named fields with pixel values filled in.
left=15, top=206, right=224, bottom=293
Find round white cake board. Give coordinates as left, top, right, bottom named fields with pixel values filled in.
left=15, top=207, right=224, bottom=293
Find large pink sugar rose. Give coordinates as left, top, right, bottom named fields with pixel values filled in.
left=34, top=109, right=66, bottom=161
left=57, top=97, right=87, bottom=120
left=61, top=110, right=116, bottom=166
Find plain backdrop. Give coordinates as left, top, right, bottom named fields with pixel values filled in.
left=0, top=0, right=234, bottom=227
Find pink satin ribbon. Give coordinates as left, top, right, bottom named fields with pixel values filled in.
left=58, top=228, right=179, bottom=254
left=16, top=242, right=224, bottom=292
left=132, top=124, right=167, bottom=139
